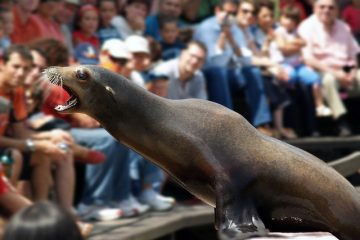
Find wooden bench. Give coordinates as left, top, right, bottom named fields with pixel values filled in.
left=89, top=204, right=213, bottom=240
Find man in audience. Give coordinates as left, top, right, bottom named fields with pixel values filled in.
left=298, top=0, right=360, bottom=136
left=0, top=45, right=75, bottom=214
left=150, top=40, right=208, bottom=100
left=193, top=0, right=272, bottom=135
left=11, top=0, right=41, bottom=44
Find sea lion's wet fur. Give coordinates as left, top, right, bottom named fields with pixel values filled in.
left=45, top=65, right=360, bottom=239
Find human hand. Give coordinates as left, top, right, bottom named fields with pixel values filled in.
left=35, top=140, right=70, bottom=160
left=334, top=70, right=354, bottom=88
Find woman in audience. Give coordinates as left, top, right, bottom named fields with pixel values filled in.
left=72, top=4, right=100, bottom=50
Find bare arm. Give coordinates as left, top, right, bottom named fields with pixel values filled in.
left=276, top=32, right=305, bottom=56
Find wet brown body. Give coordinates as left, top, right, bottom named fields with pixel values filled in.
left=45, top=66, right=360, bottom=239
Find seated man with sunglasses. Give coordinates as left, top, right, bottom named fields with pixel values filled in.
left=298, top=0, right=360, bottom=136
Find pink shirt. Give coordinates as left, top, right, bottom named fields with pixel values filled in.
left=298, top=15, right=360, bottom=69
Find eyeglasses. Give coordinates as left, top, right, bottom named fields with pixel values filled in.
left=241, top=8, right=254, bottom=15
left=319, top=5, right=335, bottom=10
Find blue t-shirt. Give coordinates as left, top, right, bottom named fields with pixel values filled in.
left=97, top=25, right=122, bottom=45
left=160, top=40, right=185, bottom=61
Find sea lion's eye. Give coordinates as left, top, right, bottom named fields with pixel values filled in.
left=76, top=69, right=89, bottom=80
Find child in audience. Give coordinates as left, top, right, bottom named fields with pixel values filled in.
left=275, top=6, right=332, bottom=117
left=72, top=4, right=100, bottom=50
left=97, top=0, right=122, bottom=44
left=159, top=16, right=185, bottom=61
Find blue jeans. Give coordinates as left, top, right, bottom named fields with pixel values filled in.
left=284, top=64, right=321, bottom=86
left=70, top=128, right=131, bottom=205
left=128, top=150, right=165, bottom=195
left=203, top=66, right=271, bottom=127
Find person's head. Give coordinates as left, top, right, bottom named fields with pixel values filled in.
left=28, top=38, right=70, bottom=66
left=0, top=45, right=33, bottom=91
left=73, top=4, right=99, bottom=35
left=37, top=0, right=63, bottom=18
left=279, top=6, right=301, bottom=32
left=237, top=0, right=255, bottom=28
left=23, top=47, right=47, bottom=89
left=215, top=0, right=238, bottom=26
left=15, top=0, right=40, bottom=13
left=159, top=16, right=179, bottom=44
left=158, top=0, right=183, bottom=18
left=55, top=0, right=80, bottom=24
left=0, top=7, right=13, bottom=36
left=100, top=38, right=133, bottom=77
left=124, top=0, right=149, bottom=22
left=314, top=0, right=338, bottom=26
left=3, top=201, right=83, bottom=240
left=97, top=0, right=117, bottom=27
left=147, top=75, right=169, bottom=97
left=179, top=40, right=207, bottom=76
left=125, top=35, right=151, bottom=72
left=254, top=0, right=274, bottom=30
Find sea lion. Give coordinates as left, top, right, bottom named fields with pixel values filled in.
left=44, top=65, right=360, bottom=240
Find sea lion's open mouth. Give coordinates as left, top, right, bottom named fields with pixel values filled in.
left=43, top=68, right=80, bottom=112
left=54, top=85, right=79, bottom=112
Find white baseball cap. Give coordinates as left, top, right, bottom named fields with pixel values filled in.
left=125, top=35, right=150, bottom=54
left=101, top=39, right=132, bottom=59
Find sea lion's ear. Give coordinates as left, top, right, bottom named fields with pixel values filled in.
left=105, top=86, right=115, bottom=97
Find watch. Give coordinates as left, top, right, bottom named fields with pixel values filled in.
left=25, top=139, right=36, bottom=152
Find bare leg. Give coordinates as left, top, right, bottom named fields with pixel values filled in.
left=54, top=152, right=75, bottom=213
left=8, top=149, right=23, bottom=186
left=313, top=84, right=324, bottom=107
left=0, top=190, right=32, bottom=219
left=30, top=152, right=52, bottom=201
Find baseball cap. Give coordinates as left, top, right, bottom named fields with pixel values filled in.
left=101, top=39, right=132, bottom=59
left=74, top=43, right=99, bottom=65
left=125, top=35, right=150, bottom=54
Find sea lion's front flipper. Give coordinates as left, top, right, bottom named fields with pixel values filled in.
left=215, top=192, right=269, bottom=239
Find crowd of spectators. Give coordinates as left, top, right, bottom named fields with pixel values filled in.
left=0, top=0, right=359, bottom=238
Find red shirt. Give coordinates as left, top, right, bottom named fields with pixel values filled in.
left=0, top=87, right=27, bottom=136
left=342, top=5, right=360, bottom=34
left=33, top=14, right=65, bottom=43
left=10, top=7, right=42, bottom=44
left=72, top=31, right=100, bottom=50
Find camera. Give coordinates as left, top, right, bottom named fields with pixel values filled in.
left=221, top=13, right=236, bottom=28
